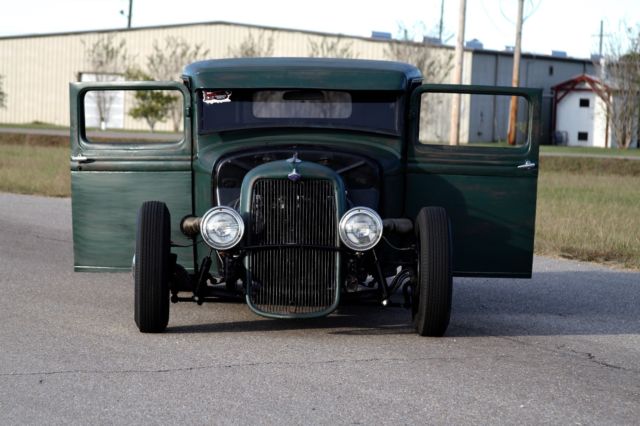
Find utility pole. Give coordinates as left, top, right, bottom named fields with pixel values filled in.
left=127, top=0, right=133, bottom=29
left=598, top=20, right=604, bottom=57
left=507, top=0, right=524, bottom=145
left=449, top=0, right=466, bottom=145
left=438, top=0, right=445, bottom=43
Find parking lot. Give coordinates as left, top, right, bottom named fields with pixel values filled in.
left=1, top=192, right=638, bottom=424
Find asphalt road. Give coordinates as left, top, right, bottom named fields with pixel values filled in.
left=1, top=193, right=639, bottom=424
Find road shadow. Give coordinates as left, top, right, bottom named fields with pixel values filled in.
left=166, top=269, right=640, bottom=337
left=447, top=269, right=640, bottom=337
left=167, top=302, right=414, bottom=336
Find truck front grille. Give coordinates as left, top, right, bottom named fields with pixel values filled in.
left=247, top=179, right=338, bottom=316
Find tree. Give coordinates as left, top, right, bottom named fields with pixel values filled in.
left=145, top=36, right=210, bottom=131
left=125, top=69, right=173, bottom=132
left=308, top=35, right=357, bottom=58
left=147, top=36, right=209, bottom=81
left=227, top=30, right=275, bottom=58
left=385, top=24, right=453, bottom=83
left=83, top=35, right=129, bottom=129
left=594, top=25, right=640, bottom=149
left=386, top=24, right=454, bottom=145
left=0, top=75, right=6, bottom=109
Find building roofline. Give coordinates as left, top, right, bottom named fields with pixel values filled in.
left=0, top=19, right=593, bottom=63
left=472, top=48, right=592, bottom=64
left=0, top=20, right=393, bottom=45
left=551, top=74, right=604, bottom=90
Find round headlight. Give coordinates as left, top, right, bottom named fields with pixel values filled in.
left=200, top=206, right=245, bottom=250
left=339, top=207, right=383, bottom=251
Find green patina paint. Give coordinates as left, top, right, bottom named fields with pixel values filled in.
left=69, top=80, right=194, bottom=272
left=71, top=171, right=193, bottom=271
left=69, top=59, right=541, bottom=281
left=185, top=58, right=421, bottom=90
left=406, top=85, right=541, bottom=277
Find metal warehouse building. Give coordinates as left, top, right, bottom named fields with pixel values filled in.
left=0, top=21, right=593, bottom=142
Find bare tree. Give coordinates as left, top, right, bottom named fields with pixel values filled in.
left=83, top=35, right=129, bottom=128
left=385, top=25, right=453, bottom=83
left=386, top=24, right=454, bottom=145
left=308, top=36, right=357, bottom=58
left=0, top=75, right=6, bottom=109
left=227, top=30, right=275, bottom=58
left=144, top=36, right=210, bottom=131
left=594, top=25, right=640, bottom=149
left=147, top=36, right=210, bottom=80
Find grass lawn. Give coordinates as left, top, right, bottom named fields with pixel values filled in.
left=536, top=156, right=640, bottom=270
left=0, top=122, right=178, bottom=136
left=541, top=145, right=640, bottom=157
left=0, top=140, right=638, bottom=269
left=0, top=144, right=70, bottom=197
left=0, top=122, right=69, bottom=130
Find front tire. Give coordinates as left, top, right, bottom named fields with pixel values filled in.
left=413, top=207, right=453, bottom=337
left=134, top=201, right=171, bottom=333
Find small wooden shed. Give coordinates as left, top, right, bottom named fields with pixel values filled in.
left=552, top=74, right=613, bottom=147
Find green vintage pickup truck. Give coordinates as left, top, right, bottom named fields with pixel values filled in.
left=70, top=58, right=540, bottom=336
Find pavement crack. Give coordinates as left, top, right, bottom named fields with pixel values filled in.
left=567, top=349, right=625, bottom=371
left=455, top=325, right=637, bottom=373
left=35, top=234, right=72, bottom=243
left=504, top=336, right=636, bottom=372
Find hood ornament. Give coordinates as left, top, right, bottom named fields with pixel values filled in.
left=287, top=152, right=302, bottom=181
left=286, top=152, right=302, bottom=164
left=288, top=167, right=302, bottom=182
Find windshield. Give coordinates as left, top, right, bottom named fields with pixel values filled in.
left=198, top=89, right=402, bottom=135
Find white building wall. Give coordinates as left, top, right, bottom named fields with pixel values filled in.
left=556, top=83, right=640, bottom=149
left=457, top=51, right=474, bottom=143
left=592, top=95, right=610, bottom=148
left=556, top=89, right=598, bottom=146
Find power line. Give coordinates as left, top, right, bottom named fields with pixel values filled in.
left=499, top=0, right=541, bottom=25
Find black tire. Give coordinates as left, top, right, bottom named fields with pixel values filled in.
left=134, top=201, right=171, bottom=333
left=413, top=207, right=453, bottom=337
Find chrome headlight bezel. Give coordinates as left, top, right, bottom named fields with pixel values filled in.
left=338, top=207, right=383, bottom=251
left=200, top=206, right=245, bottom=250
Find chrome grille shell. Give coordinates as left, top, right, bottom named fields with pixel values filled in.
left=239, top=160, right=346, bottom=318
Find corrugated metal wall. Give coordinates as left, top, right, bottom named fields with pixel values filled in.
left=0, top=22, right=454, bottom=129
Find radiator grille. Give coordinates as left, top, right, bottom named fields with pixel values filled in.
left=248, top=179, right=338, bottom=315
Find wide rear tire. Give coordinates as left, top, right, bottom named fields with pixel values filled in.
left=134, top=201, right=171, bottom=333
left=413, top=207, right=453, bottom=337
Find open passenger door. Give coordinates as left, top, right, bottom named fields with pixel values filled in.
left=406, top=85, right=541, bottom=277
left=70, top=81, right=193, bottom=272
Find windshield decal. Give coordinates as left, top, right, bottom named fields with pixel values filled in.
left=203, top=90, right=232, bottom=104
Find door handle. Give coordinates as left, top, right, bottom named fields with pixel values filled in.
left=517, top=160, right=536, bottom=170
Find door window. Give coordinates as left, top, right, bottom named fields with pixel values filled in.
left=81, top=88, right=184, bottom=145
left=417, top=92, right=530, bottom=148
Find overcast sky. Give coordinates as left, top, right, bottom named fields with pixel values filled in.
left=1, top=0, right=638, bottom=59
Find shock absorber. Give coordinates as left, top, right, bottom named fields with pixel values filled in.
left=193, top=255, right=212, bottom=305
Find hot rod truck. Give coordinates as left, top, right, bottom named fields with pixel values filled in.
left=70, top=58, right=540, bottom=336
